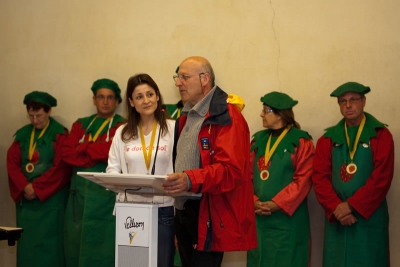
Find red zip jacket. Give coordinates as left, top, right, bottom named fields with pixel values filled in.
left=176, top=87, right=257, bottom=252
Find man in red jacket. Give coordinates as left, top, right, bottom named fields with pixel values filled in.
left=163, top=56, right=257, bottom=267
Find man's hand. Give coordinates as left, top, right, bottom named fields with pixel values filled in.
left=333, top=202, right=353, bottom=221
left=23, top=183, right=37, bottom=200
left=163, top=173, right=189, bottom=194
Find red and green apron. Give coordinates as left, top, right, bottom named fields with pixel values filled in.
left=64, top=116, right=119, bottom=267
left=324, top=125, right=389, bottom=267
left=16, top=120, right=68, bottom=267
left=247, top=128, right=310, bottom=267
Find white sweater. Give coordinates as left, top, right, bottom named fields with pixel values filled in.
left=107, top=120, right=175, bottom=207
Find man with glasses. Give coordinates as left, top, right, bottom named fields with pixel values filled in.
left=7, top=91, right=71, bottom=267
left=62, top=78, right=125, bottom=267
left=312, top=82, right=394, bottom=267
left=163, top=56, right=257, bottom=267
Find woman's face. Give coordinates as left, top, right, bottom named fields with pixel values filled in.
left=28, top=107, right=51, bottom=130
left=260, top=105, right=283, bottom=129
left=129, top=84, right=159, bottom=117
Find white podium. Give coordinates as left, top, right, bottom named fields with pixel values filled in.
left=78, top=172, right=195, bottom=267
left=115, top=202, right=158, bottom=267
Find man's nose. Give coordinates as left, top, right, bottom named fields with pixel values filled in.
left=175, top=79, right=182, bottom=87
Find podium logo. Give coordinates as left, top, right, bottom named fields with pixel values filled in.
left=129, top=232, right=137, bottom=244
left=124, top=216, right=145, bottom=230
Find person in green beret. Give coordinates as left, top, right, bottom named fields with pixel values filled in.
left=312, top=82, right=394, bottom=267
left=62, top=78, right=125, bottom=267
left=247, top=91, right=314, bottom=267
left=7, top=91, right=71, bottom=267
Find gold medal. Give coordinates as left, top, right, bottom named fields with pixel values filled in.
left=260, top=170, right=269, bottom=180
left=344, top=115, right=365, bottom=176
left=27, top=120, right=50, bottom=171
left=26, top=163, right=35, bottom=173
left=261, top=125, right=291, bottom=182
left=346, top=163, right=357, bottom=174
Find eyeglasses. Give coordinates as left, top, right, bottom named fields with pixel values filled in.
left=27, top=114, right=45, bottom=120
left=262, top=108, right=274, bottom=114
left=173, top=73, right=205, bottom=83
left=338, top=97, right=362, bottom=106
left=95, top=95, right=117, bottom=101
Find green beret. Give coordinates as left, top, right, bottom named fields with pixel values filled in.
left=23, top=91, right=57, bottom=107
left=330, top=82, right=370, bottom=97
left=91, top=78, right=122, bottom=103
left=260, top=91, right=298, bottom=110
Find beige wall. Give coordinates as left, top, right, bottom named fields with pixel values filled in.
left=1, top=0, right=399, bottom=266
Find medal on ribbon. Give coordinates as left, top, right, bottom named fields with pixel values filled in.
left=26, top=120, right=50, bottom=173
left=343, top=115, right=366, bottom=176
left=260, top=125, right=291, bottom=181
left=26, top=163, right=35, bottom=173
left=346, top=163, right=357, bottom=174
left=258, top=158, right=271, bottom=180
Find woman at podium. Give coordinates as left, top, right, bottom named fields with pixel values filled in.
left=107, top=73, right=175, bottom=267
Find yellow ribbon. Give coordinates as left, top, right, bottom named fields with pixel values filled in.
left=171, top=108, right=181, bottom=118
left=264, top=125, right=291, bottom=166
left=344, top=115, right=366, bottom=162
left=88, top=117, right=111, bottom=142
left=28, top=120, right=50, bottom=161
left=139, top=120, right=158, bottom=173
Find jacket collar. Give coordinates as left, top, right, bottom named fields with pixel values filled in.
left=204, top=86, right=232, bottom=126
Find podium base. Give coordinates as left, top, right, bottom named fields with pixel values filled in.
left=118, top=246, right=149, bottom=267
left=115, top=202, right=158, bottom=267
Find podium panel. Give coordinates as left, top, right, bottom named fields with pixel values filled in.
left=115, top=203, right=158, bottom=267
left=77, top=172, right=200, bottom=267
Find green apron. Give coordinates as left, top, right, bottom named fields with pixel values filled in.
left=174, top=250, right=182, bottom=266
left=64, top=116, right=120, bottom=267
left=323, top=126, right=389, bottom=267
left=16, top=120, right=68, bottom=267
left=247, top=129, right=310, bottom=267
left=64, top=163, right=116, bottom=267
